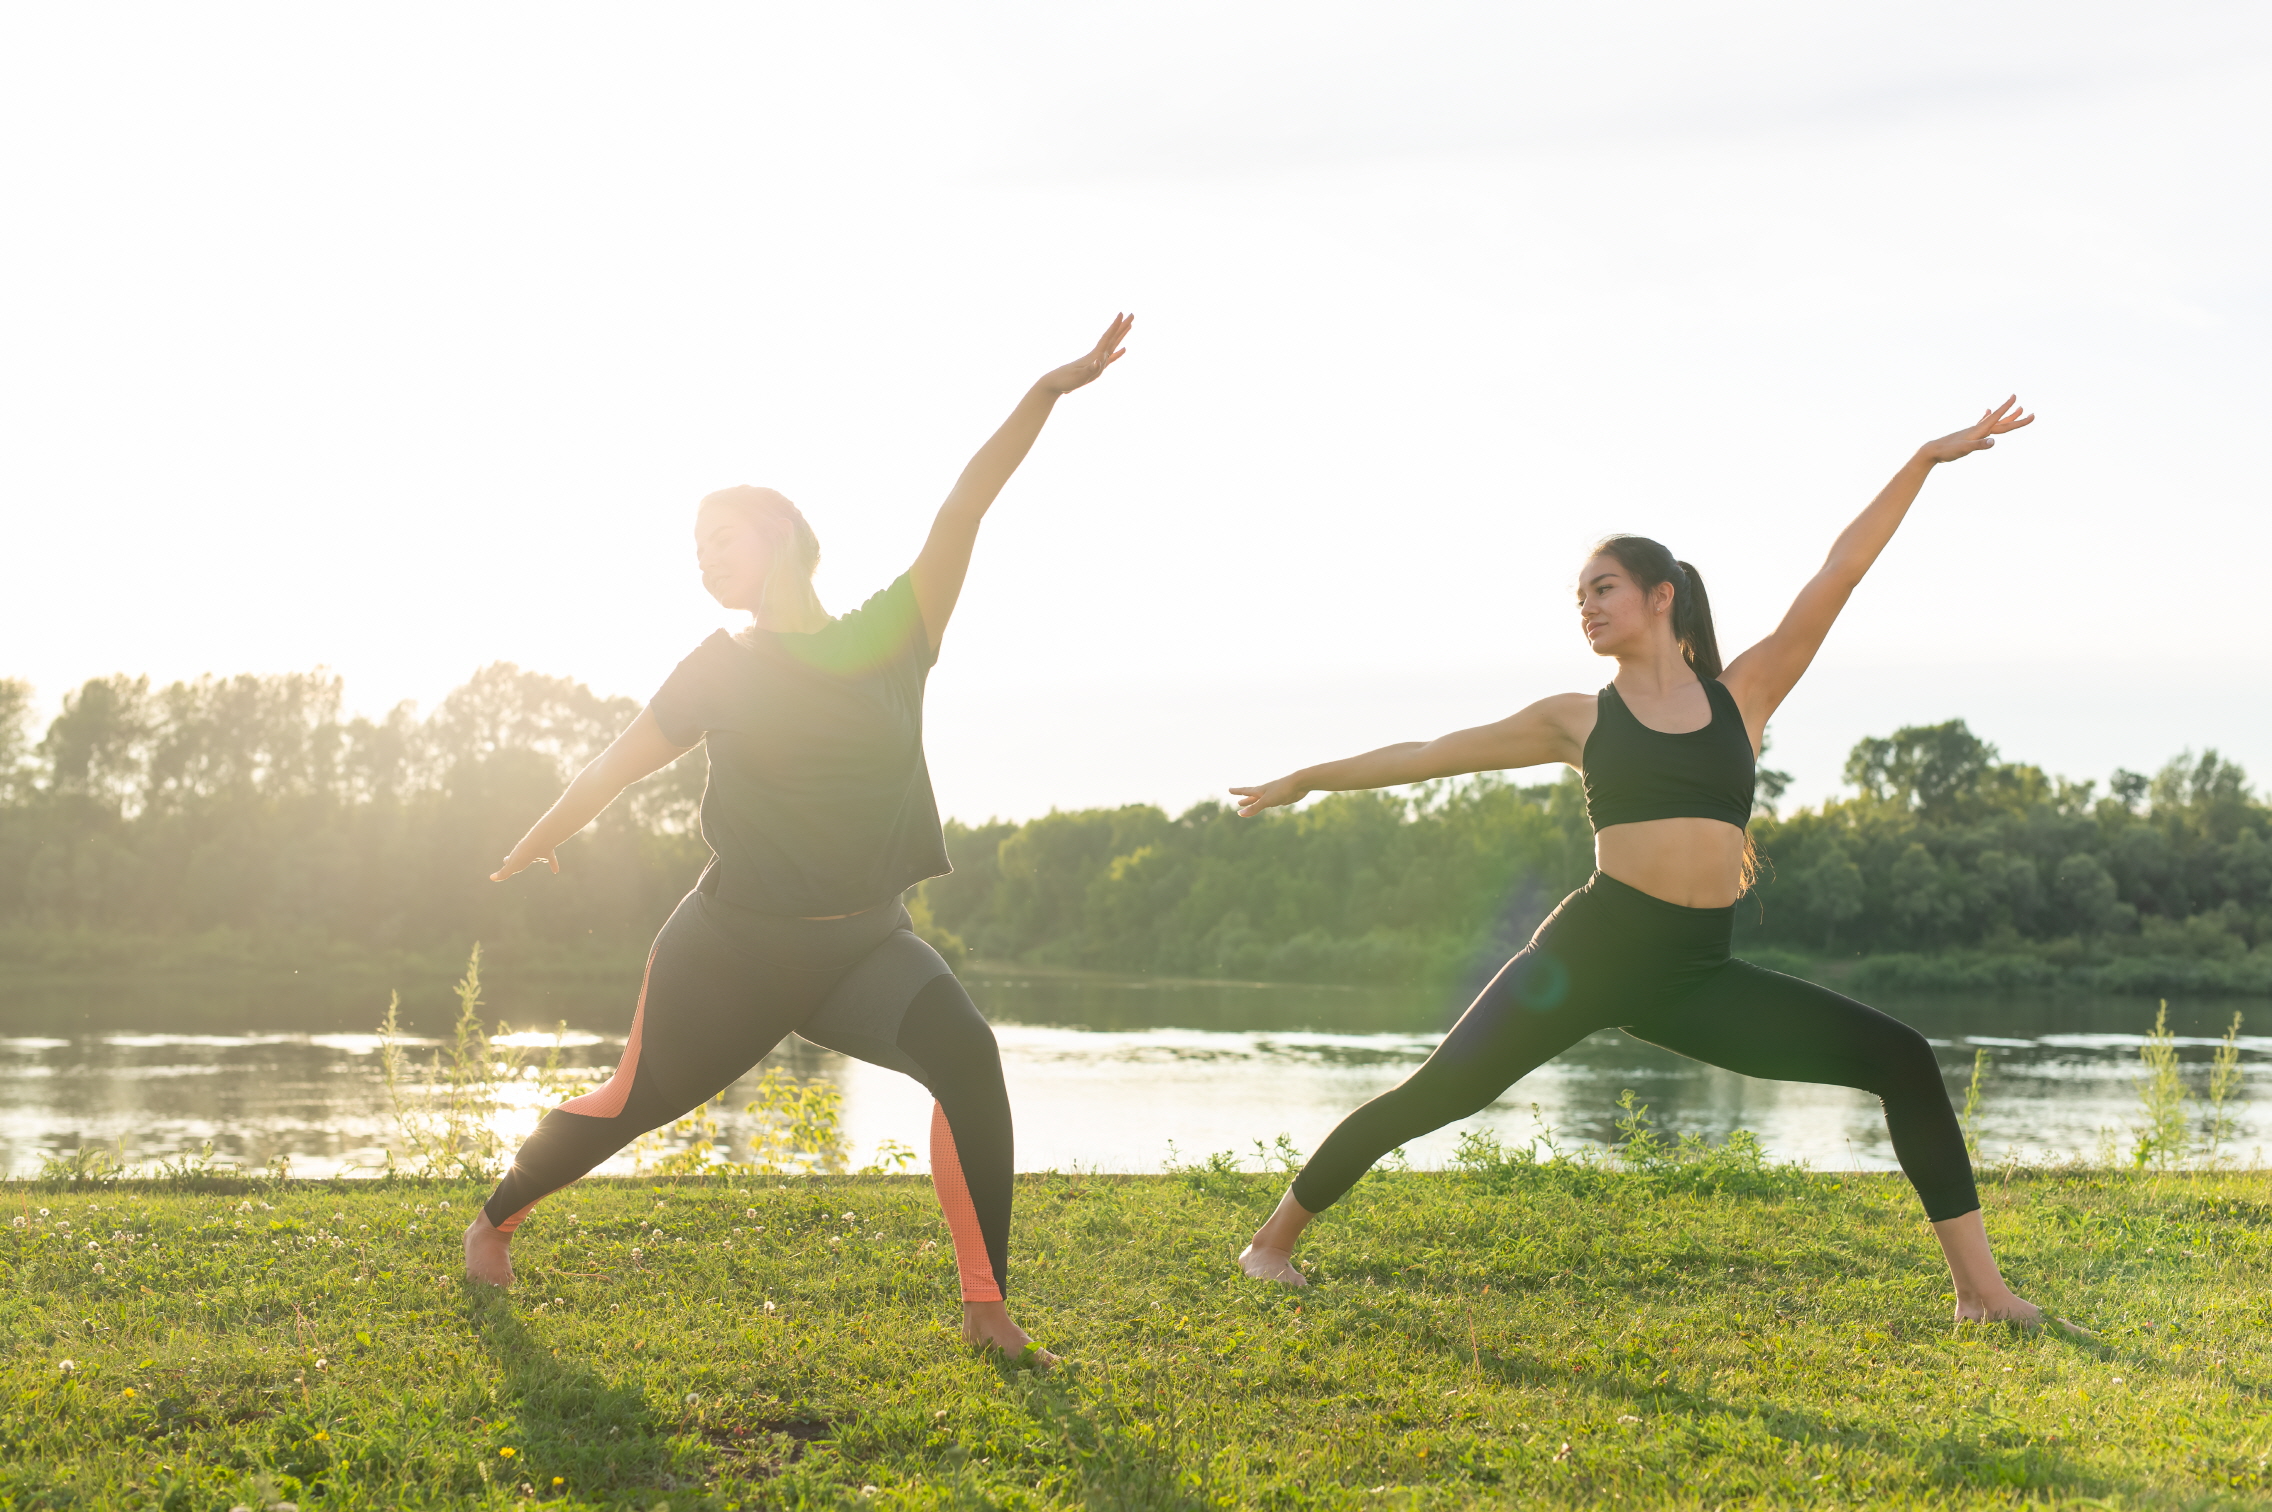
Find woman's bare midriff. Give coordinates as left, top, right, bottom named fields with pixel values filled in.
left=1594, top=818, right=1748, bottom=909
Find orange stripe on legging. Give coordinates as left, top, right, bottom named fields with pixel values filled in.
left=494, top=942, right=659, bottom=1235
left=930, top=1100, right=1001, bottom=1302
left=557, top=943, right=657, bottom=1120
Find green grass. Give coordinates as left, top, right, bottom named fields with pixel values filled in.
left=5, top=1163, right=2270, bottom=1509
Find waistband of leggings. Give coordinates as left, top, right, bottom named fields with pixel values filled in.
left=1583, top=869, right=1738, bottom=928
left=689, top=890, right=909, bottom=954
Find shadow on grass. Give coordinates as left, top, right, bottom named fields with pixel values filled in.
left=1009, top=1358, right=1223, bottom=1512
left=460, top=1283, right=829, bottom=1502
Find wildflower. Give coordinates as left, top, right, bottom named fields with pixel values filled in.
left=763, top=1300, right=776, bottom=1313
left=630, top=1248, right=644, bottom=1261
left=87, top=1241, right=100, bottom=1251
left=552, top=1477, right=565, bottom=1488
left=686, top=1392, right=700, bottom=1405
left=745, top=1208, right=758, bottom=1218
left=56, top=1360, right=75, bottom=1374
left=93, top=1264, right=106, bottom=1275
left=10, top=1216, right=23, bottom=1228
left=121, top=1387, right=134, bottom=1397
left=500, top=1446, right=518, bottom=1458
left=315, top=1358, right=327, bottom=1370
left=553, top=1297, right=565, bottom=1307
left=313, top=1430, right=329, bottom=1440
left=438, top=1201, right=451, bottom=1209
left=39, top=1208, right=50, bottom=1217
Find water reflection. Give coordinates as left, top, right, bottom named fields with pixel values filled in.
left=1, top=971, right=2264, bottom=1178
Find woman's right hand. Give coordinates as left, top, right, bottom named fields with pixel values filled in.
left=1230, top=775, right=1310, bottom=818
left=490, top=834, right=560, bottom=882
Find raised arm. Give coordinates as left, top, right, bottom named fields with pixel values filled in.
left=908, top=314, right=1132, bottom=651
left=490, top=708, right=691, bottom=880
left=1722, top=397, right=2034, bottom=737
left=1230, top=694, right=1595, bottom=816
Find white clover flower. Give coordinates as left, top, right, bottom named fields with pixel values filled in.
left=745, top=1208, right=757, bottom=1219
left=10, top=1216, right=24, bottom=1229
left=56, top=1359, right=75, bottom=1374
left=92, top=1264, right=105, bottom=1275
left=39, top=1208, right=50, bottom=1217
left=685, top=1392, right=699, bottom=1405
left=763, top=1300, right=776, bottom=1313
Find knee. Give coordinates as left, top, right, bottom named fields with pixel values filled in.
left=1873, top=1023, right=1948, bottom=1100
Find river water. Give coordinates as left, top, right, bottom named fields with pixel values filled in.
left=2, top=971, right=2265, bottom=1179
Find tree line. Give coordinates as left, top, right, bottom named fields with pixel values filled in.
left=3, top=669, right=2267, bottom=988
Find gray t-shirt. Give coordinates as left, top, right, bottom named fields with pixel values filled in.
left=648, top=573, right=949, bottom=917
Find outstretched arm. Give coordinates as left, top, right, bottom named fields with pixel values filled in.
left=1230, top=694, right=1595, bottom=816
left=909, top=314, right=1133, bottom=651
left=1722, top=397, right=2034, bottom=739
left=490, top=709, right=691, bottom=880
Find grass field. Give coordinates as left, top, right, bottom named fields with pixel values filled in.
left=4, top=1157, right=2270, bottom=1510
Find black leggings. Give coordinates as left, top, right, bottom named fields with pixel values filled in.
left=1291, top=871, right=1979, bottom=1221
left=482, top=887, right=1016, bottom=1298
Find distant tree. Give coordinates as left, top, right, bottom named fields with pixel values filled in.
left=1842, top=719, right=1997, bottom=823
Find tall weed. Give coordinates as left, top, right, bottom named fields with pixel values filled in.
left=1959, top=1048, right=1992, bottom=1162
left=2130, top=1000, right=2193, bottom=1171
left=377, top=943, right=581, bottom=1180
left=2204, top=1010, right=2246, bottom=1165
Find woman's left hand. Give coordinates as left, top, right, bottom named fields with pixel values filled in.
left=1036, top=313, right=1134, bottom=395
left=1918, top=396, right=2034, bottom=464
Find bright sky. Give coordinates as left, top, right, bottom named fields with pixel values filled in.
left=4, top=4, right=2268, bottom=822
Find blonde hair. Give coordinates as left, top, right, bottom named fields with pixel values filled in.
left=699, top=485, right=826, bottom=630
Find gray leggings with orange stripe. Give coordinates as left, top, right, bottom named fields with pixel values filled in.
left=481, top=887, right=1013, bottom=1301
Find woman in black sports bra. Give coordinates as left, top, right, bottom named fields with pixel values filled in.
left=1230, top=398, right=2041, bottom=1324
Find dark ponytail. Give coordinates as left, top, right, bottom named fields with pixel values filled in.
left=1591, top=535, right=1723, bottom=680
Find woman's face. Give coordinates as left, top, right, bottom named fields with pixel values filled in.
left=694, top=501, right=776, bottom=612
left=1574, top=552, right=1673, bottom=658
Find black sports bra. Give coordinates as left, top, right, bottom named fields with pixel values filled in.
left=1581, top=678, right=1756, bottom=833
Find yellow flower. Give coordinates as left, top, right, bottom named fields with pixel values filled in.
left=121, top=1387, right=135, bottom=1398
left=313, top=1431, right=330, bottom=1441
left=500, top=1446, right=517, bottom=1458
left=552, top=1478, right=565, bottom=1487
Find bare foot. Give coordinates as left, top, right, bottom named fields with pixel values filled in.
left=1954, top=1290, right=2041, bottom=1325
left=463, top=1213, right=514, bottom=1288
left=1239, top=1243, right=1308, bottom=1287
left=962, top=1300, right=1058, bottom=1369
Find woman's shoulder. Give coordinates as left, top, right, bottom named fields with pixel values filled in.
left=786, top=575, right=929, bottom=676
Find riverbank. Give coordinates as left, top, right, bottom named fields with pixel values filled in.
left=8, top=926, right=2269, bottom=1029
left=5, top=1162, right=2267, bottom=1508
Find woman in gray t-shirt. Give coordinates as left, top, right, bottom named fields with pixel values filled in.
left=463, top=316, right=1133, bottom=1367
